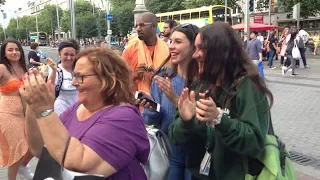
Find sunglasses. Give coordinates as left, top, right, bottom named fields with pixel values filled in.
left=178, top=23, right=197, bottom=34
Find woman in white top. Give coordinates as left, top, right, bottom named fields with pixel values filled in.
left=47, top=40, right=79, bottom=115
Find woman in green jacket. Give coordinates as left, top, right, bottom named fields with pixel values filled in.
left=168, top=22, right=274, bottom=180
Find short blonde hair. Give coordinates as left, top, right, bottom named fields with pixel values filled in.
left=76, top=47, right=135, bottom=105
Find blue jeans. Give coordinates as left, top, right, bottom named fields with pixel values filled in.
left=268, top=49, right=276, bottom=67
left=168, top=144, right=191, bottom=180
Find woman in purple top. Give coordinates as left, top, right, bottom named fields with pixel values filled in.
left=20, top=47, right=150, bottom=179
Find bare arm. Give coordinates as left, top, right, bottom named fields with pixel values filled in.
left=25, top=105, right=44, bottom=158
left=47, top=58, right=57, bottom=86
left=30, top=58, right=42, bottom=65
left=0, top=65, right=4, bottom=80
left=37, top=112, right=117, bottom=177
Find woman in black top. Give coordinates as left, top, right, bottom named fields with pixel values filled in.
left=282, top=27, right=299, bottom=76
left=28, top=42, right=42, bottom=68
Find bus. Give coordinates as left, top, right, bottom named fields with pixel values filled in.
left=156, top=5, right=233, bottom=32
left=29, top=32, right=48, bottom=46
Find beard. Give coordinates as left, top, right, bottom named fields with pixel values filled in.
left=163, top=32, right=171, bottom=38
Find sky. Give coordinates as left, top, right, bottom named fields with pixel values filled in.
left=1, top=0, right=29, bottom=27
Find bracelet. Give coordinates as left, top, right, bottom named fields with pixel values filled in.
left=206, top=107, right=223, bottom=128
left=36, top=109, right=54, bottom=119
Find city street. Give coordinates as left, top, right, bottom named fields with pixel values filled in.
left=0, top=47, right=319, bottom=179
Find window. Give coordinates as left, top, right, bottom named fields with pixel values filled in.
left=191, top=12, right=199, bottom=19
left=173, top=14, right=180, bottom=21
left=157, top=17, right=160, bottom=23
left=181, top=13, right=190, bottom=20
left=161, top=16, right=168, bottom=22
left=200, top=11, right=209, bottom=18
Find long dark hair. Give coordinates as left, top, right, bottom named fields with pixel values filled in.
left=0, top=39, right=27, bottom=74
left=289, top=27, right=298, bottom=41
left=199, top=22, right=273, bottom=108
left=154, top=24, right=199, bottom=87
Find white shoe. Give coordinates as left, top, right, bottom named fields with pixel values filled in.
left=18, top=164, right=34, bottom=180
left=282, top=68, right=285, bottom=76
left=288, top=69, right=292, bottom=72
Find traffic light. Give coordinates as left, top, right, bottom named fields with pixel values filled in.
left=249, top=0, right=254, bottom=12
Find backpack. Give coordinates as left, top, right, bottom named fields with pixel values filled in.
left=243, top=120, right=297, bottom=180
left=227, top=77, right=297, bottom=180
left=55, top=67, right=64, bottom=99
left=143, top=127, right=173, bottom=180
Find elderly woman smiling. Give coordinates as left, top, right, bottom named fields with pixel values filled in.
left=20, top=47, right=150, bottom=179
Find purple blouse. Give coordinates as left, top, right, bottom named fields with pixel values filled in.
left=60, top=103, right=150, bottom=180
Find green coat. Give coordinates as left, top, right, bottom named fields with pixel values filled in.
left=168, top=76, right=270, bottom=180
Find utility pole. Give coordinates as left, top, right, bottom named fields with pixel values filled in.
left=56, top=0, right=61, bottom=42
left=69, top=0, right=76, bottom=39
left=224, top=0, right=227, bottom=23
left=35, top=4, right=39, bottom=38
left=106, top=0, right=111, bottom=45
left=244, top=0, right=250, bottom=39
left=268, top=0, right=271, bottom=25
left=1, top=10, right=6, bottom=40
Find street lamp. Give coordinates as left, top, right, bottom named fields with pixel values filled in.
left=15, top=8, right=22, bottom=29
left=69, top=0, right=76, bottom=39
left=56, top=0, right=61, bottom=42
left=34, top=3, right=39, bottom=39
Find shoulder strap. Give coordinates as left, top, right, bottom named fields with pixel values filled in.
left=55, top=67, right=63, bottom=99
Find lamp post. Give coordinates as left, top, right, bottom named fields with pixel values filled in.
left=56, top=0, right=61, bottom=42
left=106, top=0, right=111, bottom=45
left=69, top=0, right=76, bottom=39
left=16, top=8, right=21, bottom=29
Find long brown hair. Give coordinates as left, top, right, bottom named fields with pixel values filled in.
left=76, top=47, right=135, bottom=105
left=199, top=22, right=273, bottom=109
left=0, top=39, right=27, bottom=74
left=154, top=24, right=199, bottom=87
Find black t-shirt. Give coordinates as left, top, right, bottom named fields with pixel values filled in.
left=28, top=51, right=40, bottom=66
left=268, top=36, right=277, bottom=51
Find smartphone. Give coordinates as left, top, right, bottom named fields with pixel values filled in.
left=135, top=91, right=161, bottom=112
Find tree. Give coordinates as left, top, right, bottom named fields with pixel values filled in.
left=110, top=3, right=135, bottom=36
left=60, top=10, right=71, bottom=33
left=108, top=0, right=136, bottom=36
left=0, top=0, right=5, bottom=5
left=6, top=18, right=18, bottom=39
left=76, top=14, right=98, bottom=39
left=37, top=4, right=63, bottom=37
left=0, top=26, right=4, bottom=41
left=146, top=0, right=185, bottom=13
left=277, top=0, right=320, bottom=17
left=61, top=0, right=98, bottom=39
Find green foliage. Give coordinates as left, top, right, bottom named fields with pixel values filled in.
left=0, top=0, right=5, bottom=4
left=277, top=0, right=320, bottom=17
left=146, top=0, right=185, bottom=13
left=110, top=2, right=135, bottom=36
left=37, top=4, right=63, bottom=36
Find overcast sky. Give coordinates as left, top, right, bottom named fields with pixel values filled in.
left=1, top=0, right=29, bottom=27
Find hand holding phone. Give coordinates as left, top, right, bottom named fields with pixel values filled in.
left=135, top=91, right=160, bottom=112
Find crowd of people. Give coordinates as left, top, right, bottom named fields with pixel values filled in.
left=0, top=11, right=297, bottom=180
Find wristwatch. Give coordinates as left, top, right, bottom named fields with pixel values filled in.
left=36, top=109, right=54, bottom=119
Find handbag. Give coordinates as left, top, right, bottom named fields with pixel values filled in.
left=292, top=40, right=301, bottom=59
left=33, top=105, right=115, bottom=180
left=257, top=62, right=264, bottom=79
left=280, top=43, right=287, bottom=57
left=143, top=127, right=173, bottom=180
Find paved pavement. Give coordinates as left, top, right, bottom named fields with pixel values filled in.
left=1, top=48, right=319, bottom=179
